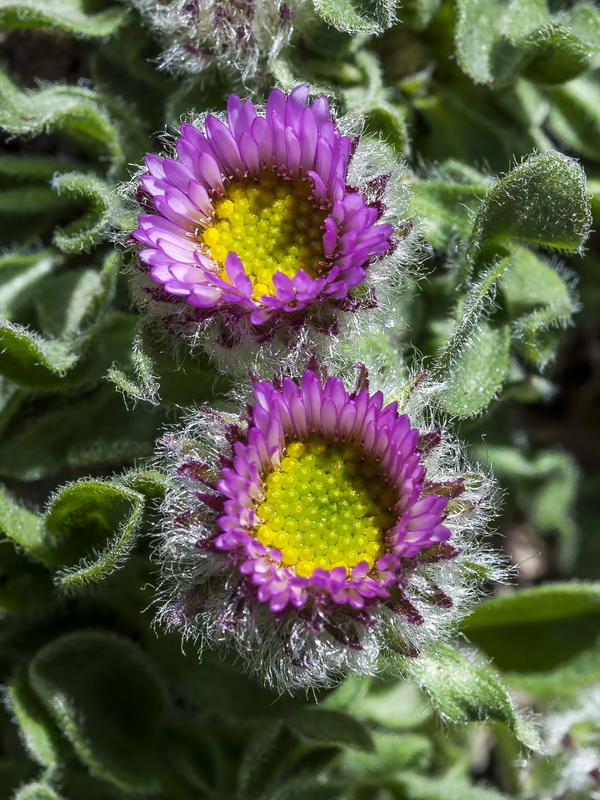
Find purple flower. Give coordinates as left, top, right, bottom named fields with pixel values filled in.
left=213, top=370, right=451, bottom=613
left=132, top=86, right=394, bottom=328
left=157, top=367, right=497, bottom=689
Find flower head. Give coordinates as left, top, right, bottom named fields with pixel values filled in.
left=158, top=367, right=499, bottom=690
left=132, top=86, right=396, bottom=334
left=130, top=0, right=303, bottom=82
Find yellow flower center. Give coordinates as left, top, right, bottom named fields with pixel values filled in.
left=201, top=172, right=328, bottom=299
left=254, top=436, right=397, bottom=577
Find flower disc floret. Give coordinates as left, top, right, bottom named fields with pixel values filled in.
left=132, top=86, right=394, bottom=326
left=213, top=370, right=452, bottom=613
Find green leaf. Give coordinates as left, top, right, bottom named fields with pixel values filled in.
left=29, top=631, right=169, bottom=793
left=352, top=680, right=432, bottom=731
left=455, top=0, right=511, bottom=85
left=431, top=261, right=508, bottom=414
left=0, top=0, right=127, bottom=36
left=33, top=251, right=121, bottom=338
left=0, top=312, right=136, bottom=392
left=313, top=0, right=396, bottom=33
left=438, top=320, right=510, bottom=416
left=506, top=636, right=600, bottom=701
left=0, top=250, right=57, bottom=319
left=456, top=0, right=600, bottom=86
left=468, top=151, right=591, bottom=265
left=518, top=23, right=597, bottom=85
left=6, top=669, right=69, bottom=768
left=394, top=772, right=509, bottom=800
left=13, top=784, right=64, bottom=800
left=500, top=246, right=575, bottom=368
left=0, top=386, right=162, bottom=481
left=0, top=319, right=78, bottom=386
left=364, top=103, right=409, bottom=154
left=400, top=644, right=541, bottom=750
left=545, top=75, right=600, bottom=162
left=288, top=708, right=374, bottom=752
left=0, top=539, right=54, bottom=612
left=0, top=70, right=123, bottom=170
left=409, top=180, right=488, bottom=251
left=340, top=731, right=432, bottom=781
left=462, top=583, right=600, bottom=673
left=43, top=479, right=145, bottom=588
left=51, top=172, right=118, bottom=253
left=0, top=484, right=45, bottom=557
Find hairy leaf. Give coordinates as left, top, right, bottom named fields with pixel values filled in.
left=462, top=583, right=600, bottom=672
left=0, top=0, right=127, bottom=36
left=0, top=70, right=123, bottom=169
left=313, top=0, right=396, bottom=34
left=29, top=632, right=169, bottom=792
left=6, top=669, right=69, bottom=768
left=51, top=172, right=118, bottom=253
left=43, top=479, right=145, bottom=587
left=288, top=708, right=374, bottom=752
left=400, top=644, right=541, bottom=749
left=13, top=784, right=64, bottom=800
left=468, top=151, right=591, bottom=265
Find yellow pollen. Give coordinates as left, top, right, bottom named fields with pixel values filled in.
left=253, top=436, right=395, bottom=576
left=200, top=172, right=328, bottom=300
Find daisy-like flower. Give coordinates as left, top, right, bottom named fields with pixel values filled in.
left=158, top=367, right=499, bottom=690
left=132, top=86, right=396, bottom=332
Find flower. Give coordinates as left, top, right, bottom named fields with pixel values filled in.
left=157, top=367, right=499, bottom=690
left=130, top=0, right=303, bottom=82
left=132, top=86, right=395, bottom=330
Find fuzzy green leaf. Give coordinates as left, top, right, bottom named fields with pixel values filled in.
left=456, top=0, right=600, bottom=86
left=455, top=0, right=510, bottom=85
left=468, top=151, right=591, bottom=264
left=0, top=250, right=58, bottom=319
left=518, top=24, right=598, bottom=85
left=42, top=479, right=145, bottom=587
left=394, top=772, right=509, bottom=800
left=462, top=583, right=600, bottom=672
left=0, top=319, right=78, bottom=386
left=545, top=75, right=600, bottom=162
left=0, top=387, right=162, bottom=481
left=51, top=172, right=117, bottom=253
left=500, top=245, right=575, bottom=367
left=432, top=260, right=508, bottom=414
left=288, top=709, right=374, bottom=752
left=313, top=0, right=396, bottom=33
left=0, top=312, right=136, bottom=392
left=439, top=320, right=510, bottom=416
left=33, top=252, right=120, bottom=338
left=13, top=784, right=64, bottom=800
left=0, top=539, right=54, bottom=612
left=401, top=644, right=541, bottom=750
left=6, top=669, right=69, bottom=768
left=0, top=70, right=123, bottom=169
left=29, top=631, right=169, bottom=793
left=409, top=180, right=488, bottom=250
left=0, top=0, right=127, bottom=36
left=0, top=484, right=45, bottom=557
